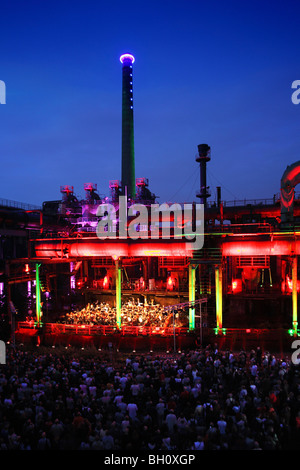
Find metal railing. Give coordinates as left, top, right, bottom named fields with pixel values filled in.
left=206, top=198, right=278, bottom=208
left=0, top=198, right=41, bottom=211
left=16, top=321, right=191, bottom=337
left=206, top=191, right=300, bottom=209
left=4, top=190, right=300, bottom=217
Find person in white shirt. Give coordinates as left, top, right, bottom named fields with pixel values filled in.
left=165, top=410, right=177, bottom=434
left=127, top=402, right=138, bottom=420
left=217, top=416, right=227, bottom=435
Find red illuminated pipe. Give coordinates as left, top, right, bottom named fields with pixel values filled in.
left=222, top=240, right=300, bottom=256
left=34, top=239, right=191, bottom=258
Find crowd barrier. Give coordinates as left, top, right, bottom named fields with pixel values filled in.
left=16, top=321, right=190, bottom=337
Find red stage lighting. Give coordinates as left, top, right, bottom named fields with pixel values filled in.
left=103, top=276, right=109, bottom=289
left=283, top=276, right=300, bottom=293
left=232, top=278, right=242, bottom=293
left=167, top=276, right=175, bottom=291
left=139, top=277, right=145, bottom=290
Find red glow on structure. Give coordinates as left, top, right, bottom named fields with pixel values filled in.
left=76, top=278, right=86, bottom=289
left=167, top=276, right=175, bottom=291
left=283, top=276, right=300, bottom=293
left=34, top=240, right=192, bottom=259
left=222, top=240, right=300, bottom=256
left=139, top=277, right=145, bottom=290
left=103, top=276, right=109, bottom=289
left=232, top=278, right=242, bottom=293
left=283, top=165, right=300, bottom=185
left=281, top=162, right=300, bottom=218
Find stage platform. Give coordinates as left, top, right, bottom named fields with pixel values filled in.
left=14, top=321, right=299, bottom=355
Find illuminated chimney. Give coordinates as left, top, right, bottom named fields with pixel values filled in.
left=120, top=53, right=136, bottom=199
left=196, top=144, right=211, bottom=206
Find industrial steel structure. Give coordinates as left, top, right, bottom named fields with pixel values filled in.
left=1, top=54, right=300, bottom=351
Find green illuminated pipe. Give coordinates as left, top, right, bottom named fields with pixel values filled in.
left=189, top=264, right=196, bottom=330
left=35, top=263, right=42, bottom=324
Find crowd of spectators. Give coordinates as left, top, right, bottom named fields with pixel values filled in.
left=0, top=343, right=299, bottom=450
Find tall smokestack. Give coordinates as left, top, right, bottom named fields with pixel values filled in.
left=196, top=144, right=211, bottom=207
left=120, top=53, right=136, bottom=199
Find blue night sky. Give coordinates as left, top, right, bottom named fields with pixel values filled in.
left=1, top=0, right=300, bottom=206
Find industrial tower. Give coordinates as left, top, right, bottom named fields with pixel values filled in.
left=120, top=53, right=136, bottom=199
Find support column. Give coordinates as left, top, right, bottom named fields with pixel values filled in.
left=35, top=263, right=42, bottom=325
left=115, top=259, right=122, bottom=329
left=189, top=264, right=196, bottom=330
left=215, top=265, right=223, bottom=332
left=292, top=255, right=298, bottom=336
